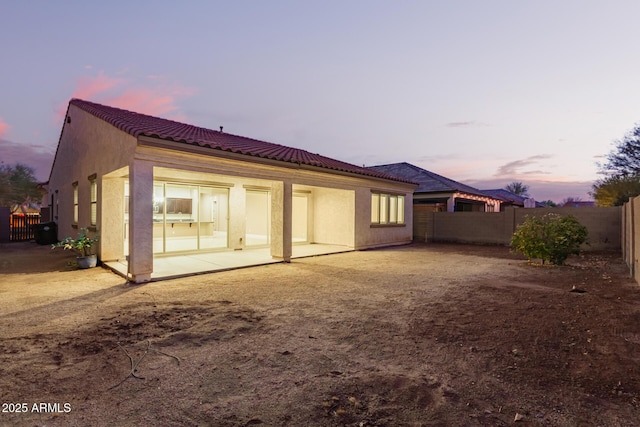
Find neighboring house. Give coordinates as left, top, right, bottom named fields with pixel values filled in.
left=369, top=162, right=501, bottom=212
left=47, top=99, right=417, bottom=282
left=482, top=189, right=526, bottom=209
left=483, top=189, right=546, bottom=209
left=562, top=200, right=596, bottom=208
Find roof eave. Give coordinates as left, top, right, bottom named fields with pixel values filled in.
left=138, top=136, right=418, bottom=187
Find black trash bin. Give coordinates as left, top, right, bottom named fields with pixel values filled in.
left=33, top=222, right=58, bottom=245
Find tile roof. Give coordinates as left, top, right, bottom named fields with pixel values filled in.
left=368, top=162, right=494, bottom=198
left=68, top=99, right=415, bottom=184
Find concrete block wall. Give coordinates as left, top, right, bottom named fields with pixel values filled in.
left=415, top=206, right=621, bottom=252
left=514, top=207, right=621, bottom=251
left=622, top=197, right=640, bottom=283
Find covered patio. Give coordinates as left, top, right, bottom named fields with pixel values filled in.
left=48, top=99, right=415, bottom=283
left=104, top=243, right=351, bottom=281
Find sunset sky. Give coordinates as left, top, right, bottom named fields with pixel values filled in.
left=2, top=1, right=640, bottom=202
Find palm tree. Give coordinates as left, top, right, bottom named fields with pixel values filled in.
left=505, top=181, right=530, bottom=197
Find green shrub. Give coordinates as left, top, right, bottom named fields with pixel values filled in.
left=510, top=214, right=588, bottom=265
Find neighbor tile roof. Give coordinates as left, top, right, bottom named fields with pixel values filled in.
left=68, top=99, right=415, bottom=184
left=369, top=162, right=494, bottom=198
left=482, top=189, right=527, bottom=204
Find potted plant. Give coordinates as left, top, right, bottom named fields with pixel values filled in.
left=52, top=228, right=100, bottom=269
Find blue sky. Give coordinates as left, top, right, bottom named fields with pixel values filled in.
left=1, top=1, right=639, bottom=202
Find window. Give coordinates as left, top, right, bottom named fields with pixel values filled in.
left=371, top=193, right=405, bottom=225
left=371, top=193, right=380, bottom=222
left=72, top=182, right=78, bottom=224
left=89, top=175, right=97, bottom=226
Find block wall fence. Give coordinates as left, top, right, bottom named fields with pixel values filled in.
left=414, top=206, right=621, bottom=252
left=622, top=197, right=640, bottom=283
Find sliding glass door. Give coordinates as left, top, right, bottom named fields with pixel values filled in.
left=199, top=187, right=229, bottom=249
left=152, top=182, right=229, bottom=253
left=245, top=190, right=270, bottom=246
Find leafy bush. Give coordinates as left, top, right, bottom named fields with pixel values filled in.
left=511, top=214, right=588, bottom=265
left=52, top=228, right=99, bottom=257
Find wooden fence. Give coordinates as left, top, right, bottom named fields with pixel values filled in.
left=9, top=213, right=41, bottom=241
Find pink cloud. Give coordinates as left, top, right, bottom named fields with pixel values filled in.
left=0, top=118, right=9, bottom=138
left=72, top=71, right=125, bottom=100
left=60, top=70, right=193, bottom=122
left=108, top=89, right=179, bottom=117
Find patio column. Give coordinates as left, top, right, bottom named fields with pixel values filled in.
left=128, top=159, right=153, bottom=283
left=447, top=196, right=456, bottom=212
left=271, top=180, right=292, bottom=262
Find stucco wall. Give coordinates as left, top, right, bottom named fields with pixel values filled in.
left=415, top=206, right=621, bottom=252
left=312, top=187, right=355, bottom=246
left=354, top=187, right=414, bottom=249
left=47, top=105, right=137, bottom=243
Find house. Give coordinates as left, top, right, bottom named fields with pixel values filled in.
left=368, top=162, right=501, bottom=212
left=482, top=189, right=546, bottom=210
left=482, top=189, right=526, bottom=209
left=47, top=99, right=417, bottom=282
left=561, top=200, right=596, bottom=208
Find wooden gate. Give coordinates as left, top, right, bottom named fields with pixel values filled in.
left=10, top=214, right=41, bottom=241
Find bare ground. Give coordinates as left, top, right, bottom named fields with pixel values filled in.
left=1, top=242, right=639, bottom=426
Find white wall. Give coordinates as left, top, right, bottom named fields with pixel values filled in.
left=312, top=187, right=355, bottom=246
left=48, top=105, right=137, bottom=250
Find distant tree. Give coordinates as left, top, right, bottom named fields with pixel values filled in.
left=539, top=200, right=557, bottom=207
left=599, top=125, right=640, bottom=177
left=505, top=181, right=530, bottom=197
left=594, top=124, right=640, bottom=204
left=592, top=175, right=640, bottom=207
left=0, top=163, right=42, bottom=211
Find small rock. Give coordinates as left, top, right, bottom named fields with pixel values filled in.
left=514, top=413, right=524, bottom=422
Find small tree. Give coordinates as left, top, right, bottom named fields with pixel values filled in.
left=593, top=124, right=640, bottom=204
left=0, top=163, right=42, bottom=211
left=599, top=124, right=640, bottom=177
left=511, top=213, right=588, bottom=265
left=505, top=181, right=530, bottom=197
left=592, top=174, right=640, bottom=206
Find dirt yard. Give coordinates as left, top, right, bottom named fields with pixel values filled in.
left=1, top=242, right=639, bottom=426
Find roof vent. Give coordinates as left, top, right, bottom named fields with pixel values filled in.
left=219, top=126, right=223, bottom=132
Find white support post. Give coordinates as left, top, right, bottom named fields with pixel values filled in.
left=128, top=160, right=154, bottom=283
left=271, top=180, right=292, bottom=262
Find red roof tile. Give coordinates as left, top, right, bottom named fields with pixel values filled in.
left=69, top=99, right=415, bottom=184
